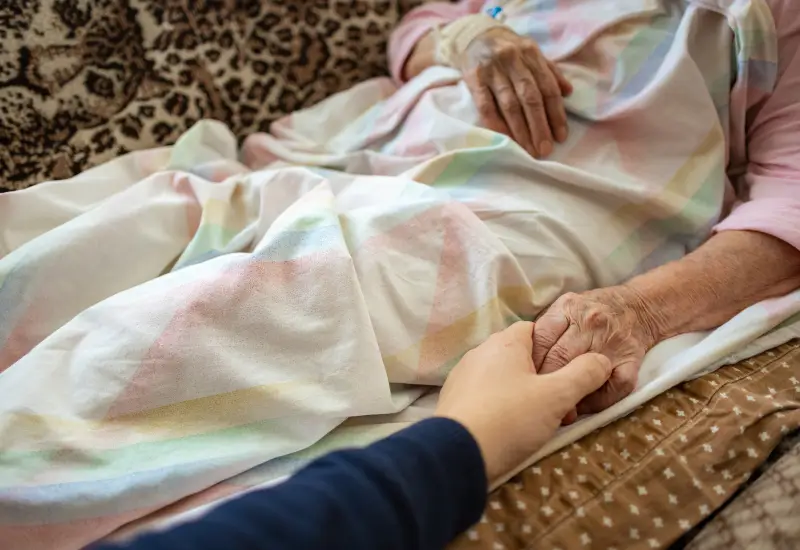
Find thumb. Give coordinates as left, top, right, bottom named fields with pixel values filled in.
left=547, top=353, right=613, bottom=405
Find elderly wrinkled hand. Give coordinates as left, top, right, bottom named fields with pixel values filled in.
left=457, top=27, right=572, bottom=158
left=533, top=287, right=659, bottom=418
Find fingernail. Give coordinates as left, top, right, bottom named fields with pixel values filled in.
left=555, top=127, right=568, bottom=142
left=539, top=140, right=553, bottom=157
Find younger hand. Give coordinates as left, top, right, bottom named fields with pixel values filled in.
left=435, top=322, right=612, bottom=483
left=458, top=27, right=573, bottom=158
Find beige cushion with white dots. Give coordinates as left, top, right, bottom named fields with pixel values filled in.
left=450, top=339, right=800, bottom=550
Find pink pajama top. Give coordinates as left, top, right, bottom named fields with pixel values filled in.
left=388, top=0, right=800, bottom=252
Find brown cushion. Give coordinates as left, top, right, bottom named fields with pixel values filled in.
left=0, top=0, right=429, bottom=191
left=450, top=340, right=800, bottom=550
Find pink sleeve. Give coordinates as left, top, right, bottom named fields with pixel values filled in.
left=713, top=0, right=800, bottom=252
left=388, top=0, right=484, bottom=83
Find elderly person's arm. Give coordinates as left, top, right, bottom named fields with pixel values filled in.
left=388, top=1, right=572, bottom=158
left=535, top=232, right=800, bottom=414
left=534, top=10, right=800, bottom=415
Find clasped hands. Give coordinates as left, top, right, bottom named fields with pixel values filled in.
left=436, top=285, right=659, bottom=483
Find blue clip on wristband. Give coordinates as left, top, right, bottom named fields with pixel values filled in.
left=486, top=6, right=503, bottom=19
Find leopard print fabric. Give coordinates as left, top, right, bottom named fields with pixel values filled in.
left=0, top=0, right=428, bottom=191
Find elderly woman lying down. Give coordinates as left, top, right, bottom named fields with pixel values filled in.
left=390, top=0, right=800, bottom=416
left=1, top=0, right=800, bottom=548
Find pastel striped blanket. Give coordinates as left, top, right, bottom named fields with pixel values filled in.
left=1, top=0, right=798, bottom=548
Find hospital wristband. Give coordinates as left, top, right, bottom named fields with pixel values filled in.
left=434, top=14, right=507, bottom=68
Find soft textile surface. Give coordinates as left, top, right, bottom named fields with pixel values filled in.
left=0, top=0, right=428, bottom=191
left=2, top=1, right=800, bottom=548
left=685, top=430, right=800, bottom=550
left=109, top=342, right=800, bottom=550
left=448, top=340, right=800, bottom=550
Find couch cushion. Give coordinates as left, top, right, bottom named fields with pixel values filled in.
left=0, top=0, right=428, bottom=191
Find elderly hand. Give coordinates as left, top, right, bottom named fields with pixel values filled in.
left=457, top=27, right=572, bottom=158
left=436, top=322, right=612, bottom=483
left=533, top=287, right=660, bottom=419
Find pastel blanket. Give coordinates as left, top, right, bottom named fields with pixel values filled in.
left=1, top=0, right=798, bottom=548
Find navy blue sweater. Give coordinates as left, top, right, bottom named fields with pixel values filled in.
left=95, top=418, right=488, bottom=550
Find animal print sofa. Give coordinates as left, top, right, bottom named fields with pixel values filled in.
left=0, top=0, right=427, bottom=191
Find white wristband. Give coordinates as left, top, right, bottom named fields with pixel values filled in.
left=434, top=14, right=506, bottom=68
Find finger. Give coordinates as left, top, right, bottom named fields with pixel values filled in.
left=489, top=68, right=535, bottom=155
left=465, top=68, right=511, bottom=136
left=540, top=323, right=591, bottom=375
left=549, top=352, right=614, bottom=405
left=547, top=59, right=573, bottom=97
left=508, top=56, right=551, bottom=157
left=524, top=53, right=568, bottom=145
left=577, top=361, right=639, bottom=414
left=532, top=307, right=570, bottom=370
left=501, top=321, right=535, bottom=358
left=561, top=409, right=578, bottom=426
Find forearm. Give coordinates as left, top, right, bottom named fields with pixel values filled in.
left=624, top=230, right=800, bottom=343
left=403, top=30, right=438, bottom=81
left=388, top=0, right=478, bottom=82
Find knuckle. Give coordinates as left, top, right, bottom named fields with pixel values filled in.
left=518, top=85, right=542, bottom=105
left=465, top=68, right=482, bottom=84
left=522, top=94, right=544, bottom=109
left=583, top=307, right=609, bottom=330
left=475, top=64, right=493, bottom=80
left=540, top=83, right=561, bottom=99
left=522, top=41, right=540, bottom=54
left=498, top=94, right=521, bottom=112
left=495, top=45, right=518, bottom=61
left=559, top=292, right=580, bottom=308
left=512, top=320, right=534, bottom=331
left=585, top=352, right=612, bottom=371
left=548, top=344, right=573, bottom=368
left=616, top=374, right=637, bottom=396
left=476, top=98, right=494, bottom=115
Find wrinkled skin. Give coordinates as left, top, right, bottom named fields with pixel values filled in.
left=457, top=27, right=573, bottom=158
left=533, top=286, right=658, bottom=421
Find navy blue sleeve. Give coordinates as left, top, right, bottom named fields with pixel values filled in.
left=95, top=417, right=488, bottom=550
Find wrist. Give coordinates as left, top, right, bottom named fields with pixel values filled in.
left=591, top=284, right=663, bottom=351
left=620, top=283, right=665, bottom=348
left=436, top=16, right=508, bottom=70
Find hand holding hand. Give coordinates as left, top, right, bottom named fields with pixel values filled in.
left=435, top=322, right=612, bottom=483
left=533, top=287, right=659, bottom=419
left=457, top=27, right=573, bottom=158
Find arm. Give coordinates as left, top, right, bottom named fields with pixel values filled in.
left=95, top=324, right=611, bottom=550
left=533, top=232, right=800, bottom=416
left=388, top=1, right=480, bottom=82
left=628, top=2, right=800, bottom=342
left=534, top=13, right=800, bottom=414
left=627, top=231, right=800, bottom=342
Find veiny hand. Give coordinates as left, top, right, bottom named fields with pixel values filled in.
left=533, top=286, right=659, bottom=420
left=458, top=27, right=573, bottom=158
left=435, top=321, right=612, bottom=483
